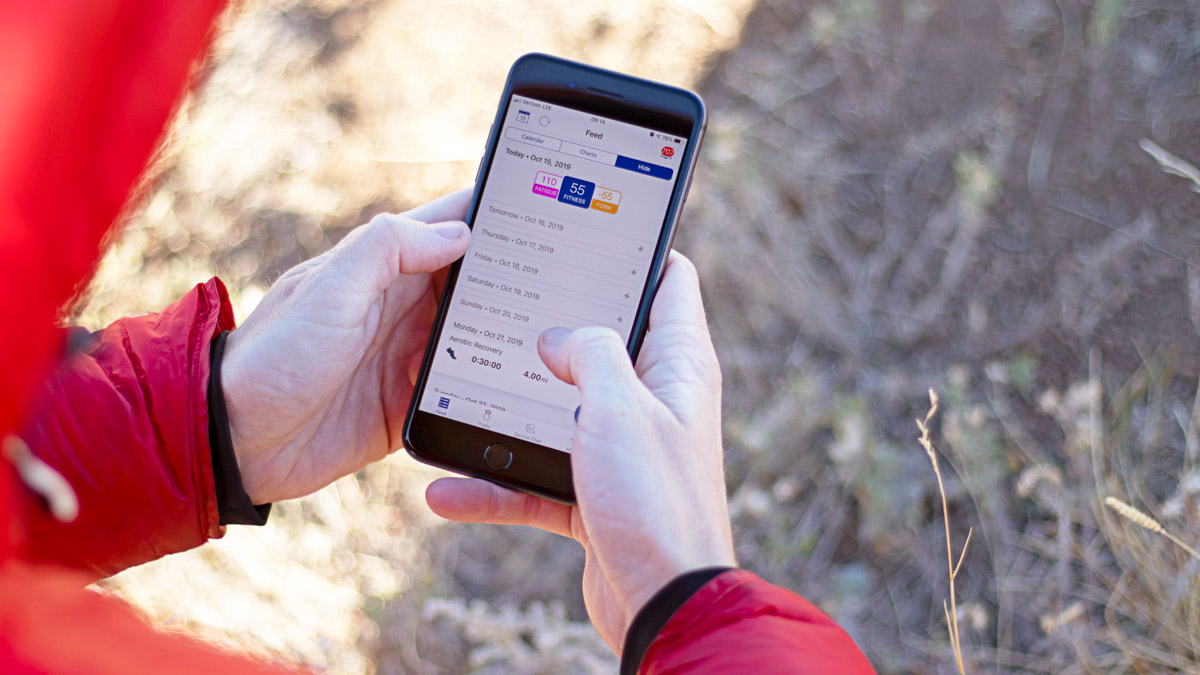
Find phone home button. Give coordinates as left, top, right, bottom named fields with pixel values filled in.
left=484, top=443, right=513, bottom=471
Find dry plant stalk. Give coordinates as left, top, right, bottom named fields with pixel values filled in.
left=1139, top=138, right=1200, bottom=194
left=1103, top=496, right=1200, bottom=562
left=1039, top=601, right=1084, bottom=634
left=916, top=389, right=972, bottom=675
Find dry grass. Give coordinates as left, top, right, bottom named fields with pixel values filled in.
left=685, top=0, right=1200, bottom=671
left=1104, top=497, right=1200, bottom=562
left=915, top=389, right=972, bottom=674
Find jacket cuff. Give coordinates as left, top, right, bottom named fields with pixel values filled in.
left=620, top=567, right=734, bottom=675
left=194, top=278, right=238, bottom=540
left=632, top=569, right=876, bottom=674
left=18, top=278, right=235, bottom=576
left=207, top=331, right=271, bottom=526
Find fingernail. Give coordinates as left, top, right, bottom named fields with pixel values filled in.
left=432, top=221, right=467, bottom=239
left=539, top=326, right=571, bottom=350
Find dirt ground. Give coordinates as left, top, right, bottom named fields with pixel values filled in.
left=81, top=0, right=1200, bottom=673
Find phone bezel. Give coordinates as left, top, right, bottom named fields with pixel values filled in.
left=403, top=53, right=706, bottom=505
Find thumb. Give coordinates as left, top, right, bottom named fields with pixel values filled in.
left=331, top=213, right=470, bottom=294
left=538, top=326, right=645, bottom=408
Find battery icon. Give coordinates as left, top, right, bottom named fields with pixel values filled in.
left=673, top=138, right=681, bottom=143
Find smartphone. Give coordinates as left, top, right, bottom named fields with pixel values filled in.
left=403, top=53, right=706, bottom=504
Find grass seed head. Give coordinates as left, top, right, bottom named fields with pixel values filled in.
left=1104, top=497, right=1165, bottom=534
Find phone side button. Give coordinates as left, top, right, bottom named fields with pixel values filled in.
left=484, top=443, right=513, bottom=471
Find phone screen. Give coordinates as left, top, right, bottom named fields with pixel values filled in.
left=416, top=94, right=689, bottom=452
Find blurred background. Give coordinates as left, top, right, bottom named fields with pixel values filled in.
left=79, top=0, right=1200, bottom=672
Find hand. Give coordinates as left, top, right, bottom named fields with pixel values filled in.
left=424, top=252, right=736, bottom=652
left=221, top=191, right=471, bottom=504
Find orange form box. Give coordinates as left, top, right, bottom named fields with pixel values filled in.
left=589, top=187, right=621, bottom=214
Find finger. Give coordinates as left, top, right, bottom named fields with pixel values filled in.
left=430, top=265, right=453, bottom=299
left=638, top=252, right=719, bottom=380
left=426, top=477, right=574, bottom=539
left=648, top=251, right=711, bottom=335
left=537, top=326, right=645, bottom=404
left=401, top=189, right=472, bottom=224
left=331, top=213, right=470, bottom=295
left=408, top=350, right=423, bottom=386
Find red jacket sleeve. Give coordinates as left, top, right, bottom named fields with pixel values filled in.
left=641, top=570, right=875, bottom=674
left=17, top=278, right=235, bottom=579
left=0, top=562, right=307, bottom=675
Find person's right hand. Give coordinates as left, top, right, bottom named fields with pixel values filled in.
left=424, top=251, right=736, bottom=652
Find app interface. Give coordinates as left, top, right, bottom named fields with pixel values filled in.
left=418, top=94, right=688, bottom=452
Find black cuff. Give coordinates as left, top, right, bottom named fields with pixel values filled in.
left=620, top=567, right=734, bottom=675
left=208, top=331, right=272, bottom=526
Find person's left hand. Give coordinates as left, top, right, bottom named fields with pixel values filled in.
left=220, top=190, right=471, bottom=504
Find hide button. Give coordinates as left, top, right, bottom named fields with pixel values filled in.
left=484, top=443, right=513, bottom=471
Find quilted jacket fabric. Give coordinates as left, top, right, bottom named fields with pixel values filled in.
left=18, top=280, right=233, bottom=578
left=640, top=569, right=875, bottom=674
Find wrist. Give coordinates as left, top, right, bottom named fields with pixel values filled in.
left=619, top=567, right=735, bottom=675
left=216, top=329, right=265, bottom=504
left=621, top=546, right=738, bottom=639
left=208, top=331, right=272, bottom=524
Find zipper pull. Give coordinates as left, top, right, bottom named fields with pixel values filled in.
left=3, top=435, right=78, bottom=523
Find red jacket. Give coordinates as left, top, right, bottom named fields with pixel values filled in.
left=0, top=2, right=874, bottom=673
